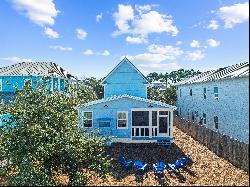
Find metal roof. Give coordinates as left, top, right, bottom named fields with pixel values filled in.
left=0, top=61, right=77, bottom=80
left=175, top=62, right=249, bottom=86
left=78, top=94, right=176, bottom=110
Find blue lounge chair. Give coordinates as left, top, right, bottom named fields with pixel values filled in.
left=153, top=161, right=167, bottom=173
left=168, top=155, right=192, bottom=173
left=119, top=155, right=133, bottom=170
left=133, top=160, right=148, bottom=174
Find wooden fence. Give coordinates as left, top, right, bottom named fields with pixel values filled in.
left=174, top=115, right=249, bottom=172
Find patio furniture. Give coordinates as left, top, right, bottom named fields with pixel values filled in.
left=168, top=155, right=192, bottom=173
left=153, top=161, right=167, bottom=173
left=133, top=160, right=148, bottom=174
left=119, top=155, right=133, bottom=170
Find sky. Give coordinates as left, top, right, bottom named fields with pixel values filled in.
left=0, top=0, right=249, bottom=79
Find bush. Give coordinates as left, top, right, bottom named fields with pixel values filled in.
left=0, top=84, right=111, bottom=185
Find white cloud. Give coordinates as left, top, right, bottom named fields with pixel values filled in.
left=176, top=41, right=182, bottom=45
left=113, top=4, right=178, bottom=37
left=97, top=50, right=110, bottom=56
left=217, top=2, right=249, bottom=28
left=190, top=40, right=200, bottom=48
left=44, top=27, right=59, bottom=39
left=96, top=13, right=102, bottom=22
left=123, top=53, right=169, bottom=63
left=147, top=44, right=183, bottom=60
left=49, top=45, right=72, bottom=51
left=83, top=49, right=110, bottom=56
left=126, top=36, right=148, bottom=44
left=10, top=0, right=59, bottom=26
left=113, top=4, right=134, bottom=34
left=83, top=49, right=94, bottom=56
left=135, top=4, right=152, bottom=15
left=76, top=28, right=87, bottom=40
left=207, top=20, right=219, bottom=30
left=122, top=44, right=183, bottom=63
left=138, top=62, right=181, bottom=72
left=185, top=50, right=205, bottom=61
left=206, top=39, right=220, bottom=47
left=1, top=56, right=33, bottom=63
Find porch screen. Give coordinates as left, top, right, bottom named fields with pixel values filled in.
left=132, top=111, right=149, bottom=126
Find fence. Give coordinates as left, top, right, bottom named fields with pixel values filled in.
left=174, top=115, right=249, bottom=172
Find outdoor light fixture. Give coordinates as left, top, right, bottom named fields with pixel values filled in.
left=104, top=105, right=108, bottom=108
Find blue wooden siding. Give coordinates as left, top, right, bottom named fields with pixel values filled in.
left=103, top=59, right=148, bottom=98
left=79, top=97, right=168, bottom=140
left=0, top=75, right=68, bottom=103
left=176, top=77, right=249, bottom=143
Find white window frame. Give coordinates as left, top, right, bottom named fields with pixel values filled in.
left=117, top=111, right=128, bottom=129
left=0, top=79, right=2, bottom=91
left=83, top=111, right=93, bottom=128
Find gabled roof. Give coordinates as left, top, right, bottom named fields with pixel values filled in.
left=101, top=57, right=149, bottom=84
left=78, top=94, right=176, bottom=110
left=175, top=61, right=249, bottom=86
left=0, top=61, right=77, bottom=80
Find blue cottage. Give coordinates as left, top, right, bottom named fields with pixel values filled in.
left=78, top=58, right=176, bottom=144
left=0, top=61, right=78, bottom=104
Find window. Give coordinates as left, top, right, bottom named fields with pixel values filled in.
left=214, top=116, right=218, bottom=129
left=179, top=107, right=181, bottom=115
left=203, top=113, right=206, bottom=125
left=179, top=89, right=181, bottom=97
left=132, top=111, right=149, bottom=126
left=117, top=111, right=128, bottom=128
left=189, top=89, right=192, bottom=96
left=83, top=112, right=93, bottom=127
left=214, top=87, right=218, bottom=99
left=203, top=88, right=206, bottom=99
left=0, top=79, right=2, bottom=91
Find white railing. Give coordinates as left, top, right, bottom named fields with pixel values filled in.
left=132, top=126, right=158, bottom=137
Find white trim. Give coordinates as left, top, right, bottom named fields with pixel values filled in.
left=117, top=111, right=128, bottom=129
left=83, top=111, right=93, bottom=128
left=112, top=138, right=157, bottom=143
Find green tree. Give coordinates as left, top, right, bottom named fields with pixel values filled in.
left=0, top=83, right=111, bottom=186
left=82, top=77, right=104, bottom=99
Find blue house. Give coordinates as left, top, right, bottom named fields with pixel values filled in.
left=78, top=57, right=176, bottom=145
left=0, top=61, right=78, bottom=104
left=175, top=62, right=249, bottom=143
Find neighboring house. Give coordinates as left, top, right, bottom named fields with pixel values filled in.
left=175, top=62, right=249, bottom=143
left=78, top=57, right=176, bottom=145
left=151, top=80, right=167, bottom=91
left=0, top=61, right=78, bottom=104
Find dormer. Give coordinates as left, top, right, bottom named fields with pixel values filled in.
left=101, top=57, right=150, bottom=98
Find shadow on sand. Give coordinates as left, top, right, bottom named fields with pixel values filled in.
left=105, top=142, right=196, bottom=185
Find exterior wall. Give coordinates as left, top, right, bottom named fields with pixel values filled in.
left=103, top=60, right=148, bottom=98
left=79, top=97, right=173, bottom=142
left=176, top=77, right=249, bottom=143
left=0, top=75, right=68, bottom=104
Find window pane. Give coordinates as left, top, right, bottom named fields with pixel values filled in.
left=132, top=111, right=149, bottom=126
left=159, top=111, right=168, bottom=115
left=118, top=119, right=127, bottom=128
left=84, top=112, right=92, bottom=120
left=159, top=117, right=168, bottom=133
left=214, top=87, right=218, bottom=93
left=84, top=120, right=92, bottom=127
left=118, top=112, right=126, bottom=119
left=145, top=128, right=149, bottom=136
left=152, top=111, right=157, bottom=126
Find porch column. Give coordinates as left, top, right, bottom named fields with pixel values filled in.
left=149, top=110, right=152, bottom=138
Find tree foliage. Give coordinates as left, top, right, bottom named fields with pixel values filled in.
left=0, top=83, right=111, bottom=186
left=147, top=69, right=202, bottom=104
left=82, top=77, right=104, bottom=99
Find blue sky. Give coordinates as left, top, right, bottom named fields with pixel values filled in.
left=0, top=0, right=249, bottom=79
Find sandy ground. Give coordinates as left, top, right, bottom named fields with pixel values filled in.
left=87, top=126, right=249, bottom=186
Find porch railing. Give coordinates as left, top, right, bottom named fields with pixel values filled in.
left=132, top=126, right=158, bottom=137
